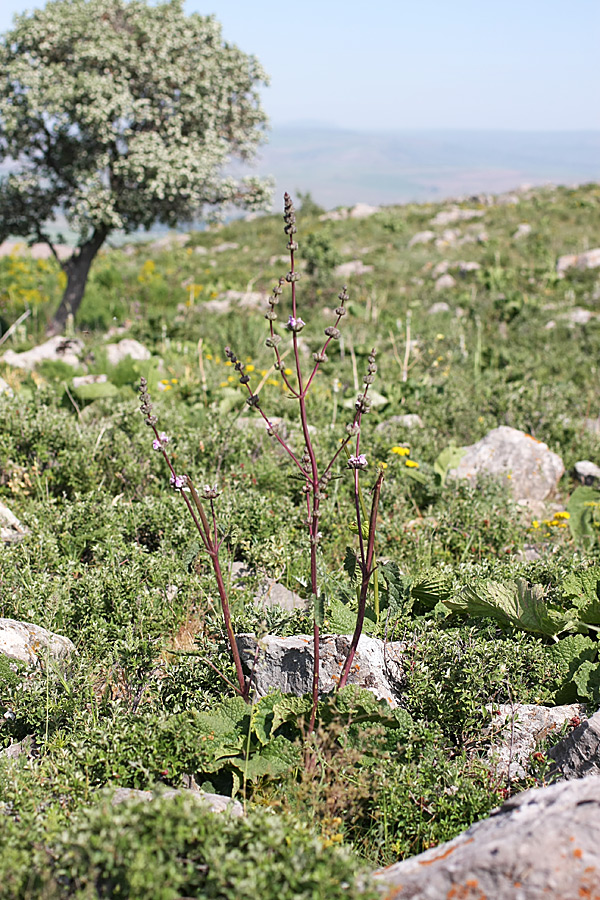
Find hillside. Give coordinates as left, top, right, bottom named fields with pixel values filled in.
left=1, top=181, right=600, bottom=896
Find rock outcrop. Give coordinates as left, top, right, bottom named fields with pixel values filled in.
left=374, top=776, right=600, bottom=900
left=0, top=618, right=75, bottom=666
left=449, top=426, right=564, bottom=502
left=236, top=634, right=405, bottom=707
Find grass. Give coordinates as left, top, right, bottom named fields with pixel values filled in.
left=1, top=183, right=600, bottom=894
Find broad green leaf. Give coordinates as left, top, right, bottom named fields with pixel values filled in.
left=445, top=579, right=574, bottom=638
left=402, top=466, right=428, bottom=485
left=546, top=634, right=597, bottom=703
left=562, top=568, right=600, bottom=625
left=434, top=444, right=467, bottom=486
left=270, top=695, right=312, bottom=734
left=343, top=546, right=357, bottom=583
left=567, top=486, right=600, bottom=550
left=572, top=660, right=600, bottom=703
left=411, top=573, right=452, bottom=609
left=71, top=381, right=119, bottom=401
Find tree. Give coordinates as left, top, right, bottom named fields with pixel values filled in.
left=0, top=0, right=271, bottom=333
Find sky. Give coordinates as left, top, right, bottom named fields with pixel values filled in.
left=0, top=0, right=598, bottom=133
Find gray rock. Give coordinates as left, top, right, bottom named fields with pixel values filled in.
left=561, top=307, right=595, bottom=325
left=574, top=460, right=600, bottom=486
left=449, top=426, right=564, bottom=502
left=105, top=338, right=151, bottom=366
left=486, top=703, right=586, bottom=780
left=430, top=207, right=484, bottom=226
left=548, top=708, right=600, bottom=780
left=348, top=202, right=380, bottom=219
left=374, top=775, right=600, bottom=899
left=584, top=417, right=600, bottom=436
left=203, top=290, right=268, bottom=315
left=408, top=230, right=435, bottom=247
left=557, top=247, right=600, bottom=275
left=0, top=618, right=75, bottom=666
left=0, top=500, right=29, bottom=544
left=212, top=242, right=239, bottom=253
left=236, top=633, right=406, bottom=707
left=255, top=580, right=308, bottom=613
left=319, top=208, right=349, bottom=222
left=0, top=376, right=13, bottom=397
left=149, top=233, right=190, bottom=252
left=334, top=260, right=373, bottom=278
left=72, top=374, right=108, bottom=388
left=434, top=274, right=456, bottom=291
left=513, top=223, right=532, bottom=239
left=375, top=414, right=424, bottom=434
left=0, top=735, right=36, bottom=760
left=434, top=228, right=460, bottom=248
left=457, top=260, right=481, bottom=274
left=431, top=260, right=450, bottom=277
left=428, top=300, right=451, bottom=313
left=3, top=336, right=84, bottom=370
left=110, top=786, right=243, bottom=816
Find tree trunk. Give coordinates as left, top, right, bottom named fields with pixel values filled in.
left=48, top=228, right=107, bottom=334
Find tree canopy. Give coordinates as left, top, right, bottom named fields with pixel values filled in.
left=0, top=0, right=271, bottom=331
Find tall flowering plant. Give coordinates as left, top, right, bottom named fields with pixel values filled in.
left=140, top=193, right=382, bottom=728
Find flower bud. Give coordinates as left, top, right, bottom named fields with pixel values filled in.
left=324, top=327, right=341, bottom=340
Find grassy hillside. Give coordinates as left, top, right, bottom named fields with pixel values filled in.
left=1, top=182, right=600, bottom=896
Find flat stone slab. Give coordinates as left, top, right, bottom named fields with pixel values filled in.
left=105, top=338, right=150, bottom=366
left=486, top=703, right=586, bottom=779
left=3, top=336, right=84, bottom=370
left=449, top=426, right=564, bottom=502
left=110, top=787, right=243, bottom=816
left=549, top=708, right=600, bottom=780
left=0, top=500, right=29, bottom=544
left=374, top=776, right=600, bottom=899
left=236, top=633, right=405, bottom=707
left=0, top=618, right=75, bottom=666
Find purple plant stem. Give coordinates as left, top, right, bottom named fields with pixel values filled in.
left=338, top=469, right=384, bottom=690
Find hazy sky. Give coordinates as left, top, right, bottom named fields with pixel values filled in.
left=1, top=0, right=598, bottom=132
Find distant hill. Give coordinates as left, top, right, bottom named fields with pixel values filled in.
left=2, top=128, right=598, bottom=243
left=251, top=126, right=600, bottom=210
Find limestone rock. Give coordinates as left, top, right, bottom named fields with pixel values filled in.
left=486, top=703, right=586, bottom=779
left=560, top=307, right=595, bottom=325
left=348, top=202, right=380, bottom=219
left=513, top=223, right=532, bottom=239
left=236, top=633, right=406, bottom=707
left=110, top=786, right=243, bottom=816
left=374, top=776, right=600, bottom=899
left=72, top=374, right=108, bottom=388
left=0, top=618, right=75, bottom=667
left=0, top=735, right=36, bottom=761
left=449, top=426, right=564, bottom=502
left=557, top=247, right=600, bottom=275
left=255, top=579, right=308, bottom=613
left=203, top=290, right=268, bottom=314
left=574, top=460, right=600, bottom=486
left=430, top=207, right=484, bottom=226
left=408, top=230, right=435, bottom=247
left=105, top=338, right=151, bottom=366
left=3, top=336, right=83, bottom=370
left=334, top=260, right=373, bottom=278
left=428, top=300, right=451, bottom=314
left=0, top=376, right=13, bottom=397
left=212, top=242, right=239, bottom=253
left=375, top=414, right=424, bottom=434
left=0, top=501, right=29, bottom=544
left=434, top=274, right=456, bottom=291
left=548, top=708, right=600, bottom=780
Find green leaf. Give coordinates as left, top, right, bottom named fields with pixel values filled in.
left=434, top=444, right=467, bottom=486
left=349, top=520, right=370, bottom=539
left=572, top=660, right=600, bottom=703
left=270, top=695, right=312, bottom=734
left=314, top=593, right=325, bottom=629
left=547, top=634, right=597, bottom=703
left=71, top=381, right=119, bottom=401
left=567, top=486, right=600, bottom=550
left=562, top=568, right=600, bottom=625
left=343, top=546, right=357, bottom=583
left=445, top=579, right=574, bottom=638
left=411, top=573, right=452, bottom=609
left=402, top=466, right=428, bottom=485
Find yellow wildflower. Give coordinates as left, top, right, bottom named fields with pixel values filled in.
left=284, top=368, right=292, bottom=375
left=246, top=364, right=255, bottom=373
left=553, top=511, right=570, bottom=519
left=405, top=459, right=419, bottom=468
left=391, top=446, right=410, bottom=456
